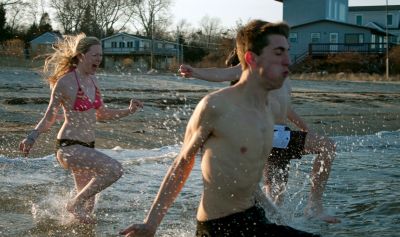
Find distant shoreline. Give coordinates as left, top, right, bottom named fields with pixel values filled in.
left=2, top=65, right=400, bottom=83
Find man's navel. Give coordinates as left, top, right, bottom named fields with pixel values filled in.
left=240, top=146, right=247, bottom=154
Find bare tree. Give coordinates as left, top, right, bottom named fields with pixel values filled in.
left=50, top=0, right=87, bottom=34
left=176, top=19, right=191, bottom=38
left=50, top=0, right=136, bottom=36
left=199, top=15, right=222, bottom=49
left=0, top=0, right=23, bottom=7
left=90, top=0, right=137, bottom=37
left=128, top=0, right=172, bottom=38
left=2, top=0, right=29, bottom=33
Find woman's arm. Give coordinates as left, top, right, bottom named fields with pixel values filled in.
left=96, top=98, right=143, bottom=121
left=19, top=82, right=63, bottom=156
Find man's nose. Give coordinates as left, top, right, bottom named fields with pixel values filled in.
left=283, top=54, right=291, bottom=66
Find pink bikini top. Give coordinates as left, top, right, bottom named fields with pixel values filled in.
left=73, top=70, right=103, bottom=111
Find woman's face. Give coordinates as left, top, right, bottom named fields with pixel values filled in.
left=80, top=44, right=103, bottom=75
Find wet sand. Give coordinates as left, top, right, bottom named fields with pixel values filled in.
left=1, top=68, right=399, bottom=158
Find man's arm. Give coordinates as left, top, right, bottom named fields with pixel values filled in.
left=179, top=64, right=242, bottom=82
left=120, top=97, right=215, bottom=237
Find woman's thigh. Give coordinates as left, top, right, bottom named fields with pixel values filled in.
left=56, top=145, right=121, bottom=173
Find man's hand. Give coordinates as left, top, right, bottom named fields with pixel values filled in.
left=119, top=223, right=156, bottom=237
left=179, top=64, right=194, bottom=78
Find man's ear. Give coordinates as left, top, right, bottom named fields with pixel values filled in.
left=244, top=51, right=257, bottom=69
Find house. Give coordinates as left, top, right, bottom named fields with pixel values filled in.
left=275, top=0, right=396, bottom=63
left=101, top=32, right=182, bottom=71
left=348, top=5, right=400, bottom=43
left=29, top=32, right=62, bottom=55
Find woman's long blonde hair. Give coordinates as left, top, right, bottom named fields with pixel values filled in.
left=43, top=33, right=101, bottom=88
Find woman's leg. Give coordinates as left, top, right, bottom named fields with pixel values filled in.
left=72, top=171, right=96, bottom=214
left=57, top=145, right=123, bottom=223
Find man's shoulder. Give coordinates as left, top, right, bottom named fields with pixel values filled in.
left=197, top=88, right=231, bottom=112
left=204, top=87, right=232, bottom=104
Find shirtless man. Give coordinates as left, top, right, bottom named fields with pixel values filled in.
left=120, top=20, right=319, bottom=237
left=179, top=54, right=340, bottom=224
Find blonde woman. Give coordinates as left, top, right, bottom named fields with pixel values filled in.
left=19, top=34, right=143, bottom=224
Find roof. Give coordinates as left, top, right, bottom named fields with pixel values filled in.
left=349, top=5, right=400, bottom=12
left=101, top=32, right=177, bottom=44
left=291, top=19, right=395, bottom=36
left=29, top=32, right=62, bottom=44
left=100, top=32, right=150, bottom=42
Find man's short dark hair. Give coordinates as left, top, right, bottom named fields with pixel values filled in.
left=236, top=20, right=290, bottom=70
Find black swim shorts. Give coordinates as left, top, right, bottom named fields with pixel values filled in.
left=271, top=127, right=307, bottom=162
left=196, top=205, right=319, bottom=237
left=55, top=139, right=95, bottom=154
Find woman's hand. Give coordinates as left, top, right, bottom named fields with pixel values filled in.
left=129, top=99, right=144, bottom=114
left=19, top=130, right=39, bottom=157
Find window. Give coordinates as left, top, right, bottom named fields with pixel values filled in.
left=339, top=3, right=346, bottom=22
left=387, top=14, right=393, bottom=26
left=119, top=42, right=125, bottom=48
left=157, top=43, right=163, bottom=49
left=356, top=15, right=363, bottom=25
left=165, top=44, right=174, bottom=49
left=311, top=33, right=320, bottom=43
left=289, top=32, right=298, bottom=43
left=371, top=34, right=376, bottom=49
left=345, top=33, right=364, bottom=44
left=111, top=42, right=117, bottom=48
left=127, top=42, right=133, bottom=48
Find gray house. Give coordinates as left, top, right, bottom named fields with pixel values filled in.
left=101, top=32, right=182, bottom=71
left=276, top=0, right=395, bottom=63
left=29, top=32, right=62, bottom=55
left=348, top=5, right=400, bottom=43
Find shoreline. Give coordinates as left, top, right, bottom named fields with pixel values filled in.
left=2, top=64, right=400, bottom=82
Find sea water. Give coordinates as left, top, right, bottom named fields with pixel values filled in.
left=1, top=130, right=399, bottom=237
left=1, top=70, right=399, bottom=236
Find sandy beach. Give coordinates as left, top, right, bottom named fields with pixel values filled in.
left=1, top=67, right=399, bottom=158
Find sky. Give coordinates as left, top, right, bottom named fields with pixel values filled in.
left=170, top=0, right=400, bottom=29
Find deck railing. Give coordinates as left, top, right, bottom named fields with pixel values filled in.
left=309, top=43, right=396, bottom=55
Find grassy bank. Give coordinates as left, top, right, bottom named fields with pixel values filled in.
left=2, top=55, right=400, bottom=82
left=292, top=72, right=400, bottom=82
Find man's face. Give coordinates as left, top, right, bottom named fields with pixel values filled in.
left=255, top=34, right=291, bottom=90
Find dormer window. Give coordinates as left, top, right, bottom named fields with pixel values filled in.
left=387, top=14, right=393, bottom=26
left=356, top=15, right=363, bottom=26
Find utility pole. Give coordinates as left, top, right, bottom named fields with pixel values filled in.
left=176, top=27, right=180, bottom=65
left=386, top=0, right=389, bottom=80
left=151, top=16, right=154, bottom=70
